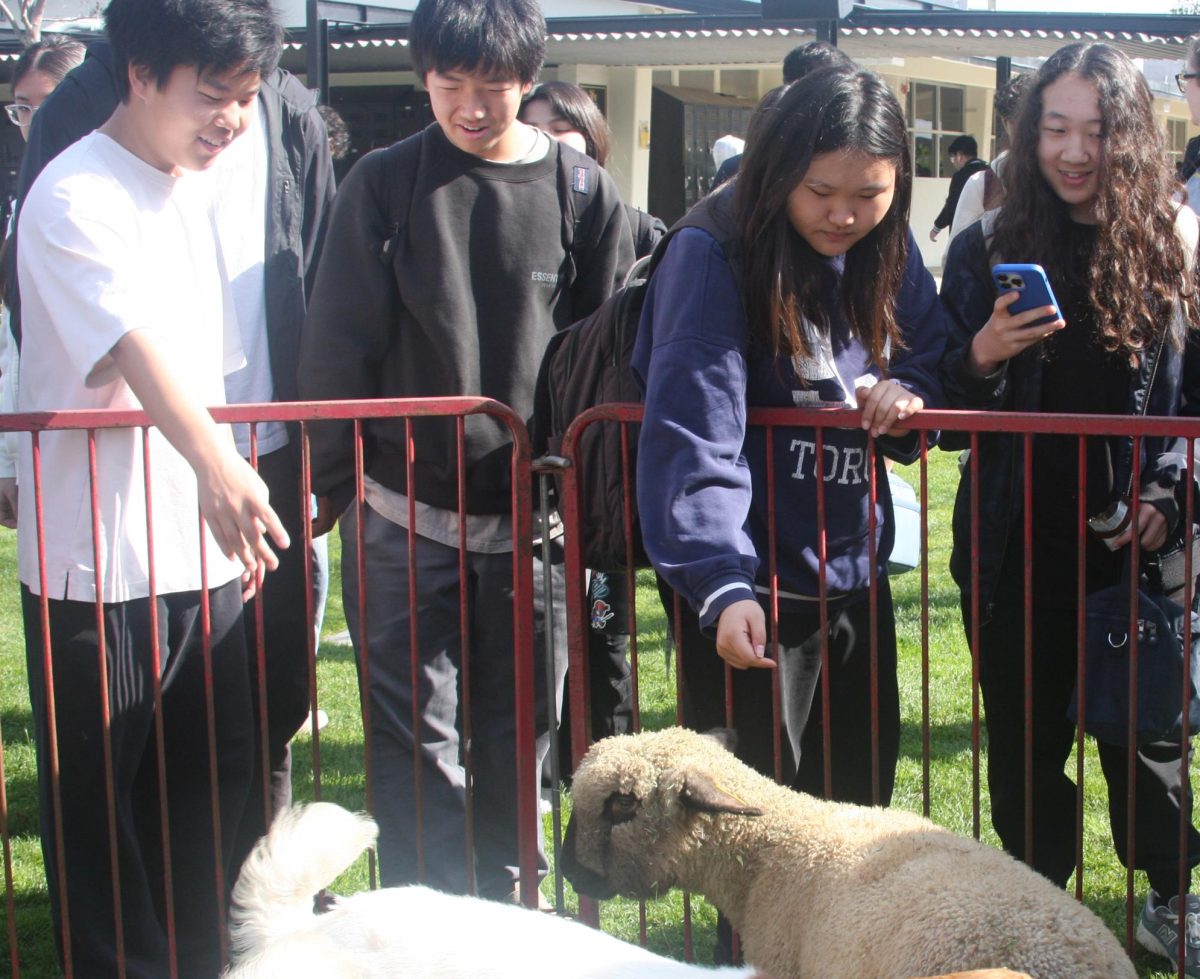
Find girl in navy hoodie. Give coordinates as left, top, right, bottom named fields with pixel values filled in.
left=633, top=67, right=944, bottom=805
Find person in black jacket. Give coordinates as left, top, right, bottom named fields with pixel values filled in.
left=929, top=133, right=987, bottom=242
left=940, top=42, right=1200, bottom=977
left=11, top=35, right=336, bottom=878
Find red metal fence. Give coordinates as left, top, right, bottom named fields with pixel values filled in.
left=0, top=397, right=541, bottom=978
left=1, top=398, right=1199, bottom=976
left=556, top=403, right=1200, bottom=971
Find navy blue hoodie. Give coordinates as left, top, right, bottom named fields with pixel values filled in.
left=633, top=201, right=945, bottom=630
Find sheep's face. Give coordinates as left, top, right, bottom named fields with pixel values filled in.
left=562, top=729, right=763, bottom=902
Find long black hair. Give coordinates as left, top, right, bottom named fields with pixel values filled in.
left=993, top=42, right=1191, bottom=355
left=733, top=66, right=911, bottom=368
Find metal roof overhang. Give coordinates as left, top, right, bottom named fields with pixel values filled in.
left=281, top=10, right=1200, bottom=74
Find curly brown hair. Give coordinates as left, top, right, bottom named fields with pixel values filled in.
left=992, top=42, right=1192, bottom=355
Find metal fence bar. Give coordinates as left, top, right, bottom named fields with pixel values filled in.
left=85, top=429, right=126, bottom=977
left=140, top=426, right=178, bottom=979
left=918, top=433, right=932, bottom=819
left=1074, top=434, right=1088, bottom=901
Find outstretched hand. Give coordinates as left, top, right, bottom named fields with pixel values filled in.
left=715, top=599, right=776, bottom=671
left=195, top=450, right=289, bottom=600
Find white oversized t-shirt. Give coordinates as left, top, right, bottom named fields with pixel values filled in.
left=16, top=131, right=245, bottom=602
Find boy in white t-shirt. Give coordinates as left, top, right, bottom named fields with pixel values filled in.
left=16, top=1, right=288, bottom=975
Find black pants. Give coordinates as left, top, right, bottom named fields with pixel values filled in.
left=658, top=576, right=900, bottom=806
left=23, top=579, right=252, bottom=979
left=231, top=446, right=312, bottom=872
left=339, top=503, right=567, bottom=897
left=968, top=595, right=1200, bottom=896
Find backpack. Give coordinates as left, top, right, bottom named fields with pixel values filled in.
left=532, top=197, right=734, bottom=571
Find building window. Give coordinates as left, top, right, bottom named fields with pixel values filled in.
left=1167, top=118, right=1188, bottom=176
left=581, top=84, right=607, bottom=118
left=908, top=81, right=967, bottom=178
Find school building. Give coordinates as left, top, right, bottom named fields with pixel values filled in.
left=5, top=0, right=1200, bottom=268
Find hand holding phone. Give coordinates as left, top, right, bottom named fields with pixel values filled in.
left=967, top=264, right=1066, bottom=377
left=991, top=264, right=1062, bottom=329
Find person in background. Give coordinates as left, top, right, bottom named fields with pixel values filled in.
left=518, top=79, right=649, bottom=781
left=520, top=79, right=665, bottom=259
left=0, top=35, right=85, bottom=529
left=939, top=42, right=1200, bottom=977
left=929, top=133, right=987, bottom=243
left=1178, top=39, right=1200, bottom=211
left=949, top=73, right=1033, bottom=243
left=1182, top=133, right=1200, bottom=205
left=303, top=100, right=351, bottom=732
left=316, top=100, right=353, bottom=184
left=3, top=35, right=86, bottom=145
left=709, top=132, right=743, bottom=190
left=711, top=41, right=854, bottom=192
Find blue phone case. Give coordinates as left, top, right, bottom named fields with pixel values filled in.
left=991, top=264, right=1061, bottom=328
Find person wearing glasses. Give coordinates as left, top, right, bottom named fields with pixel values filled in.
left=1177, top=42, right=1200, bottom=210
left=4, top=36, right=84, bottom=140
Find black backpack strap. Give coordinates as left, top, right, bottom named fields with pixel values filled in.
left=653, top=190, right=741, bottom=291
left=379, top=130, right=424, bottom=266
left=556, top=147, right=601, bottom=294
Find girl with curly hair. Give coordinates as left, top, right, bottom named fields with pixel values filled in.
left=940, top=41, right=1200, bottom=974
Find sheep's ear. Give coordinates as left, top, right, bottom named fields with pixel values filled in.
left=679, top=770, right=764, bottom=817
left=700, top=728, right=739, bottom=753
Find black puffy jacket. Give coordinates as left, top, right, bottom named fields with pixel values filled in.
left=938, top=217, right=1200, bottom=620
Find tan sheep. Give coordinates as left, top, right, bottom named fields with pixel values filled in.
left=561, top=728, right=1135, bottom=979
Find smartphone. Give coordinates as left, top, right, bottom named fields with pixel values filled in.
left=991, top=263, right=1062, bottom=329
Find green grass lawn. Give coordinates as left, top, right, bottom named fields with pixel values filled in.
left=0, top=451, right=1193, bottom=976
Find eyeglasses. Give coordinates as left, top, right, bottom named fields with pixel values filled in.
left=4, top=103, right=35, bottom=127
left=1177, top=72, right=1200, bottom=94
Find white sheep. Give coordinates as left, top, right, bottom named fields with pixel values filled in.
left=561, top=728, right=1136, bottom=979
left=222, top=800, right=771, bottom=978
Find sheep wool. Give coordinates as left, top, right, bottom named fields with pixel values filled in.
left=224, top=801, right=768, bottom=979
left=562, top=728, right=1137, bottom=979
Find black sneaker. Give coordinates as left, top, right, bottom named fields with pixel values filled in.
left=1137, top=890, right=1200, bottom=977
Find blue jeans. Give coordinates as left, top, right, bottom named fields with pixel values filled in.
left=339, top=501, right=566, bottom=896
